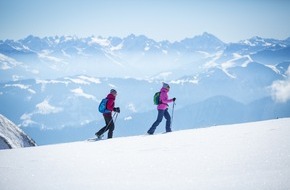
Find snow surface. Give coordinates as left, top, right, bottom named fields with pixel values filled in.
left=0, top=118, right=290, bottom=190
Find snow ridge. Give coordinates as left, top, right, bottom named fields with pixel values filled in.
left=0, top=114, right=36, bottom=149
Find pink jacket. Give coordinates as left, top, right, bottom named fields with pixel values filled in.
left=157, top=87, right=174, bottom=110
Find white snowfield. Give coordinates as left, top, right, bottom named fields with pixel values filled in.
left=1, top=118, right=290, bottom=190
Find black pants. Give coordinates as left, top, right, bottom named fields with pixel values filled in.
left=96, top=114, right=115, bottom=138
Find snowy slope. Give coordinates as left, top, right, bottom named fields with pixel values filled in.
left=0, top=118, right=289, bottom=190
left=0, top=114, right=36, bottom=149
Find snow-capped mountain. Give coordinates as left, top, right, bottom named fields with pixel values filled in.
left=0, top=118, right=289, bottom=190
left=0, top=114, right=36, bottom=149
left=1, top=33, right=290, bottom=145
left=1, top=33, right=289, bottom=82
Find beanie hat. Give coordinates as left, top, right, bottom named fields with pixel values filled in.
left=162, top=82, right=170, bottom=89
left=110, top=89, right=117, bottom=94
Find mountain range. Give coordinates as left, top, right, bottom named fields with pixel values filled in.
left=1, top=32, right=290, bottom=81
left=0, top=33, right=290, bottom=145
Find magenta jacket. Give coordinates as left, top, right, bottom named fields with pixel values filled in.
left=157, top=87, right=174, bottom=110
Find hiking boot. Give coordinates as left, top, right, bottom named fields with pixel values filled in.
left=95, top=133, right=103, bottom=139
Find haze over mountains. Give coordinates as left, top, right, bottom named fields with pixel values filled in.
left=0, top=33, right=289, bottom=145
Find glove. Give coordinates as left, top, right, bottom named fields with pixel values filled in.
left=113, top=107, right=120, bottom=113
left=173, top=97, right=176, bottom=102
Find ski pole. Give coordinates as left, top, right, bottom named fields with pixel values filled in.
left=171, top=101, right=176, bottom=128
left=113, top=112, right=119, bottom=124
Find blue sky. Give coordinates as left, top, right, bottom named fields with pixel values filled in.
left=0, top=0, right=290, bottom=42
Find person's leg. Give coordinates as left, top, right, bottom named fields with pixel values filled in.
left=95, top=126, right=106, bottom=137
left=147, top=109, right=164, bottom=134
left=107, top=120, right=115, bottom=138
left=164, top=109, right=172, bottom=132
left=96, top=114, right=112, bottom=137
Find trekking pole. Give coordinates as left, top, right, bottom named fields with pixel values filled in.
left=113, top=112, right=119, bottom=124
left=171, top=101, right=176, bottom=128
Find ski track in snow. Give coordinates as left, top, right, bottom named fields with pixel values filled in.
left=0, top=118, right=290, bottom=190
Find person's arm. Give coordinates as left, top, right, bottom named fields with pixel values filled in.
left=160, top=92, right=173, bottom=104
left=106, top=98, right=115, bottom=111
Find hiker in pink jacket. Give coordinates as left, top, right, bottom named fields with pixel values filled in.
left=147, top=83, right=176, bottom=134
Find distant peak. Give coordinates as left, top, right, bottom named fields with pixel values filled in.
left=201, top=32, right=215, bottom=37
left=127, top=34, right=137, bottom=39
left=195, top=32, right=224, bottom=42
left=249, top=36, right=263, bottom=41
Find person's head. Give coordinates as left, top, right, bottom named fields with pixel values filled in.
left=110, top=89, right=117, bottom=96
left=162, top=82, right=170, bottom=91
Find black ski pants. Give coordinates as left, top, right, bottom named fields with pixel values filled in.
left=96, top=114, right=115, bottom=138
